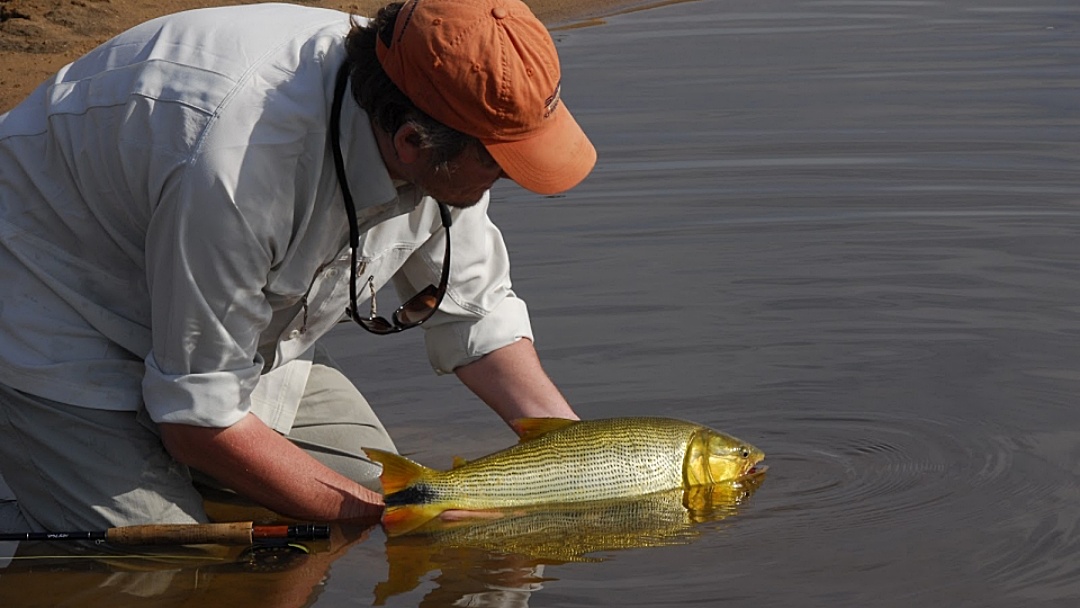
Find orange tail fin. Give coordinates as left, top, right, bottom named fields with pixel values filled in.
left=380, top=504, right=446, bottom=536
left=363, top=448, right=430, bottom=495
left=363, top=448, right=445, bottom=536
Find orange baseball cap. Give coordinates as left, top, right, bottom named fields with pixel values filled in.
left=375, top=0, right=597, bottom=195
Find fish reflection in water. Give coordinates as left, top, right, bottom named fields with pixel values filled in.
left=374, top=471, right=765, bottom=606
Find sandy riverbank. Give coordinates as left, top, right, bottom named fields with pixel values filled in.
left=0, top=0, right=649, bottom=112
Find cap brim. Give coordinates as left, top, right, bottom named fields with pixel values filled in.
left=484, top=103, right=597, bottom=196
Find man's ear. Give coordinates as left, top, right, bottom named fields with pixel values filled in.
left=392, top=123, right=424, bottom=165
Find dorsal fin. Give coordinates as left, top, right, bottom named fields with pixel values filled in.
left=510, top=417, right=578, bottom=442
left=451, top=456, right=468, bottom=469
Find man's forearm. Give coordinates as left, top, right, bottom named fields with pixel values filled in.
left=454, top=337, right=579, bottom=431
left=160, top=413, right=383, bottom=522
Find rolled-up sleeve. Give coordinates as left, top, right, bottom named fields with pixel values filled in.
left=143, top=353, right=260, bottom=427
left=392, top=195, right=535, bottom=374
left=424, top=293, right=533, bottom=374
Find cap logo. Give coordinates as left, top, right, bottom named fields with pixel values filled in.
left=544, top=81, right=561, bottom=118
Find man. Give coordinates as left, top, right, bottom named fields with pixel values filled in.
left=0, top=0, right=596, bottom=532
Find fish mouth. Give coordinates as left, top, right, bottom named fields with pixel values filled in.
left=743, top=463, right=768, bottom=479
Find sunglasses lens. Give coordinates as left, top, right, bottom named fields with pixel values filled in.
left=395, top=286, right=439, bottom=326
left=358, top=316, right=395, bottom=334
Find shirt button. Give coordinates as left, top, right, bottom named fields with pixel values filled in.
left=288, top=329, right=301, bottom=339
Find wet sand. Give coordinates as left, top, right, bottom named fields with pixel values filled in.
left=0, top=0, right=645, bottom=113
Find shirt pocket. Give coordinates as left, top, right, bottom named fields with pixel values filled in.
left=266, top=252, right=352, bottom=369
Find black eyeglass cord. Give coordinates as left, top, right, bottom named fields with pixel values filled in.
left=329, top=61, right=451, bottom=323
left=329, top=62, right=363, bottom=321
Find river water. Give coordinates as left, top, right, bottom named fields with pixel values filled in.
left=3, top=0, right=1079, bottom=606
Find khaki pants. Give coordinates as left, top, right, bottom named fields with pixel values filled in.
left=0, top=350, right=395, bottom=533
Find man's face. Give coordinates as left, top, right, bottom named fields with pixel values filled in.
left=413, top=143, right=508, bottom=208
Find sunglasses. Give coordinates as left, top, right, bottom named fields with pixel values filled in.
left=330, top=62, right=453, bottom=335
left=346, top=203, right=452, bottom=334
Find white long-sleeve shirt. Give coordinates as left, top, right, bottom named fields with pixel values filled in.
left=0, top=4, right=533, bottom=429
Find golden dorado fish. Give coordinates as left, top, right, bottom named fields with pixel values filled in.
left=363, top=416, right=765, bottom=535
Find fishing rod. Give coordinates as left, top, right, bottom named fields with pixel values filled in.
left=0, top=521, right=330, bottom=546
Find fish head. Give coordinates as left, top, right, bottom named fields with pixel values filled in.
left=683, top=428, right=765, bottom=486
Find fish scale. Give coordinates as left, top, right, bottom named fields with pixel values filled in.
left=403, top=418, right=695, bottom=506
left=365, top=416, right=765, bottom=536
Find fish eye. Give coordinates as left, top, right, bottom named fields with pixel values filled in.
left=740, top=447, right=750, bottom=458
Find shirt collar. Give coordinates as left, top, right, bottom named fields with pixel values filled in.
left=336, top=88, right=400, bottom=211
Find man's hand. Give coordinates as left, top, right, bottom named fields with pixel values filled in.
left=160, top=413, right=383, bottom=523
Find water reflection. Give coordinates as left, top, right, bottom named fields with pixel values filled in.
left=0, top=523, right=370, bottom=608
left=0, top=476, right=765, bottom=608
left=374, top=473, right=765, bottom=605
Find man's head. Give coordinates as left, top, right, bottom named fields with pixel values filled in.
left=346, top=0, right=596, bottom=201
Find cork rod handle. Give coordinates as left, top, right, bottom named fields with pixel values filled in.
left=105, top=521, right=254, bottom=545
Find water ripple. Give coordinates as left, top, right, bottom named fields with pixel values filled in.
left=733, top=410, right=1080, bottom=600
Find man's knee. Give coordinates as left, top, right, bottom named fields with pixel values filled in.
left=0, top=386, right=207, bottom=531
left=295, top=360, right=396, bottom=452
left=290, top=356, right=397, bottom=491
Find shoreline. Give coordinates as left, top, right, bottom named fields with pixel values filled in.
left=0, top=0, right=653, bottom=113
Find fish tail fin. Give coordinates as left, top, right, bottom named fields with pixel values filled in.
left=363, top=448, right=430, bottom=495
left=363, top=448, right=445, bottom=536
left=381, top=504, right=445, bottom=537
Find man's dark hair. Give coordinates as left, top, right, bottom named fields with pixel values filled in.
left=344, top=3, right=478, bottom=169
